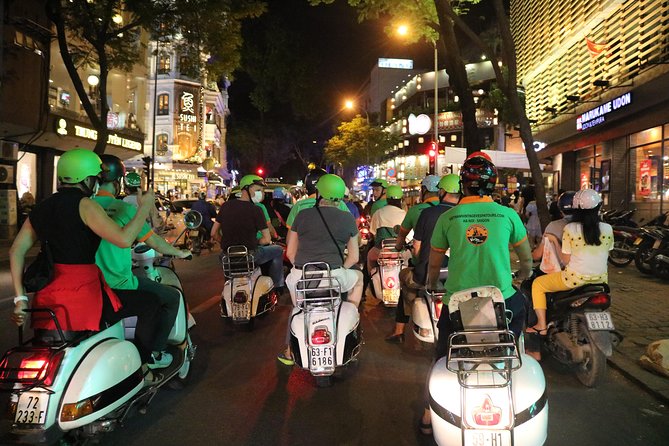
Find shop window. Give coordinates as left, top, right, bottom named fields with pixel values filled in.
left=156, top=133, right=169, bottom=155
left=158, top=54, right=171, bottom=74
left=633, top=142, right=663, bottom=201
left=157, top=94, right=169, bottom=115
left=630, top=126, right=662, bottom=147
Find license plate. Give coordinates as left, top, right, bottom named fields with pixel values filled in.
left=310, top=346, right=334, bottom=369
left=585, top=311, right=615, bottom=331
left=232, top=303, right=249, bottom=320
left=15, top=392, right=48, bottom=425
left=633, top=237, right=643, bottom=245
left=653, top=239, right=662, bottom=249
left=464, top=430, right=511, bottom=446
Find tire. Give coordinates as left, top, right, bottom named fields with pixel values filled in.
left=575, top=323, right=607, bottom=388
left=608, top=236, right=634, bottom=267
left=649, top=250, right=669, bottom=280
left=315, top=375, right=333, bottom=388
left=634, top=241, right=656, bottom=275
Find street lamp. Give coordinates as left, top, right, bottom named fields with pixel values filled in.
left=343, top=98, right=371, bottom=165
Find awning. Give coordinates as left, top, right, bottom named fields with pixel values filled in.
left=439, top=148, right=545, bottom=170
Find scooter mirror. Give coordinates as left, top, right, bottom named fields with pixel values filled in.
left=184, top=210, right=203, bottom=229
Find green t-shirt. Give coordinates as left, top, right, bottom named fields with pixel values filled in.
left=370, top=198, right=387, bottom=217
left=256, top=202, right=271, bottom=239
left=400, top=197, right=439, bottom=232
left=286, top=197, right=350, bottom=228
left=94, top=193, right=153, bottom=290
left=430, top=196, right=527, bottom=301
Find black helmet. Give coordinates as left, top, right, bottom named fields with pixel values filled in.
left=304, top=167, right=327, bottom=195
left=99, top=154, right=126, bottom=184
left=558, top=191, right=576, bottom=215
left=459, top=156, right=498, bottom=196
left=198, top=192, right=207, bottom=200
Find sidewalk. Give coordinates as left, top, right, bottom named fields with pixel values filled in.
left=607, top=265, right=669, bottom=403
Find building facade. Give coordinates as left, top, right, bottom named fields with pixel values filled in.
left=513, top=0, right=669, bottom=220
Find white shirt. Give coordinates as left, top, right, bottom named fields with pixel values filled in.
left=370, top=205, right=406, bottom=236
left=562, top=222, right=613, bottom=281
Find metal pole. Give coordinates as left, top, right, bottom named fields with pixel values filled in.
left=364, top=109, right=370, bottom=166
left=433, top=40, right=438, bottom=174
left=150, top=39, right=159, bottom=186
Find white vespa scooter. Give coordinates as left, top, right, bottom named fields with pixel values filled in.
left=371, top=239, right=406, bottom=307
left=220, top=245, right=278, bottom=330
left=288, top=263, right=362, bottom=387
left=427, top=286, right=548, bottom=446
left=412, top=266, right=449, bottom=344
left=0, top=215, right=198, bottom=445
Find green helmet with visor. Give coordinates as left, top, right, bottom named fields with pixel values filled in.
left=57, top=148, right=103, bottom=184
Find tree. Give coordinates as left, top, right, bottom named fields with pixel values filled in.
left=309, top=0, right=483, bottom=153
left=324, top=115, right=400, bottom=167
left=46, top=0, right=265, bottom=155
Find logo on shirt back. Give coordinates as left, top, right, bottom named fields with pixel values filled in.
left=466, top=224, right=488, bottom=245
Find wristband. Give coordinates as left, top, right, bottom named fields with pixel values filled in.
left=13, top=295, right=29, bottom=304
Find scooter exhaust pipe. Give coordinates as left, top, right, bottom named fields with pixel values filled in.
left=553, top=332, right=584, bottom=362
left=654, top=254, right=669, bottom=265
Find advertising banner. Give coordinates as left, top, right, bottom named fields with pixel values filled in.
left=639, top=159, right=651, bottom=196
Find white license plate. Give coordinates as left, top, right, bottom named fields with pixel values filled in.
left=310, top=346, right=334, bottom=369
left=585, top=311, right=615, bottom=331
left=232, top=303, right=249, bottom=320
left=15, top=392, right=48, bottom=425
left=464, top=430, right=511, bottom=446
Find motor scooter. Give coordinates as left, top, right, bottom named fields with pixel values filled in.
left=371, top=239, right=404, bottom=307
left=219, top=246, right=278, bottom=330
left=428, top=286, right=548, bottom=446
left=0, top=214, right=198, bottom=445
left=288, top=263, right=362, bottom=387
left=412, top=267, right=448, bottom=344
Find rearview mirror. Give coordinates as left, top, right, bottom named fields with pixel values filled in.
left=184, top=210, right=203, bottom=229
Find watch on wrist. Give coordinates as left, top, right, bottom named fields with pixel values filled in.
left=13, top=295, right=29, bottom=304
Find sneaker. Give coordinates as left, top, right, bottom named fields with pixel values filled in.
left=277, top=351, right=295, bottom=366
left=148, top=351, right=173, bottom=369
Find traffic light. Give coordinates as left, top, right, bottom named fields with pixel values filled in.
left=427, top=141, right=437, bottom=174
left=142, top=156, right=152, bottom=183
left=256, top=167, right=264, bottom=176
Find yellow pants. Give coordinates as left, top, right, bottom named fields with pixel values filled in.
left=531, top=271, right=571, bottom=310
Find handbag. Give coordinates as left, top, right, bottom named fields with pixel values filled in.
left=23, top=240, right=54, bottom=293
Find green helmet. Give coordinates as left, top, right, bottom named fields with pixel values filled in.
left=57, top=148, right=103, bottom=184
left=125, top=172, right=141, bottom=188
left=370, top=178, right=389, bottom=189
left=239, top=174, right=265, bottom=189
left=386, top=185, right=403, bottom=199
left=438, top=174, right=461, bottom=194
left=316, top=174, right=346, bottom=201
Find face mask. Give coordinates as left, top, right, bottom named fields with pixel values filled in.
left=252, top=190, right=263, bottom=203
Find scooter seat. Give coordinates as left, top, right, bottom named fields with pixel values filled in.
left=34, top=329, right=95, bottom=345
left=547, top=283, right=610, bottom=302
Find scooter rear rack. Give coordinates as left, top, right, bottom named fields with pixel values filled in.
left=222, top=245, right=256, bottom=278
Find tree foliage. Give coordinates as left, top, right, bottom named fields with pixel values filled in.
left=325, top=115, right=400, bottom=167
left=46, top=0, right=265, bottom=154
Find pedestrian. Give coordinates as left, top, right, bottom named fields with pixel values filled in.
left=524, top=187, right=542, bottom=248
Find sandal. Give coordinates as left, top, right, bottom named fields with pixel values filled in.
left=143, top=367, right=164, bottom=387
left=419, top=420, right=433, bottom=435
left=277, top=351, right=295, bottom=366
left=525, top=326, right=548, bottom=336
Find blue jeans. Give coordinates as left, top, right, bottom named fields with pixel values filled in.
left=252, top=244, right=285, bottom=287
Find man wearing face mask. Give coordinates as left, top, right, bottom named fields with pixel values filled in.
left=211, top=174, right=285, bottom=290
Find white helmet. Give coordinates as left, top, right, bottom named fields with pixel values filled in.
left=573, top=188, right=602, bottom=209
left=344, top=186, right=350, bottom=198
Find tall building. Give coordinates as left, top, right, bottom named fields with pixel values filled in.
left=513, top=0, right=669, bottom=220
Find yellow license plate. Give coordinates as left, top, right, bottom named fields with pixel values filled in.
left=633, top=237, right=643, bottom=245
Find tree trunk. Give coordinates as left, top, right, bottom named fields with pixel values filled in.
left=434, top=0, right=482, bottom=155
left=492, top=0, right=550, bottom=230
left=95, top=44, right=110, bottom=155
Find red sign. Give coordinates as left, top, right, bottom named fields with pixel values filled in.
left=580, top=173, right=589, bottom=190
left=639, top=159, right=651, bottom=196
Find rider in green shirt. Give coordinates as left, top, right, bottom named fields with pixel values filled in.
left=285, top=167, right=350, bottom=228
left=369, top=178, right=388, bottom=216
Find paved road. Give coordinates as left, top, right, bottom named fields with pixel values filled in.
left=1, top=252, right=668, bottom=445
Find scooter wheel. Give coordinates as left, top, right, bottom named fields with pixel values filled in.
left=315, top=376, right=332, bottom=387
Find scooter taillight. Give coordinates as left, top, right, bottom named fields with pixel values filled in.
left=311, top=326, right=331, bottom=345
left=434, top=300, right=443, bottom=320
left=0, top=350, right=64, bottom=387
left=588, top=293, right=610, bottom=306
left=233, top=290, right=248, bottom=303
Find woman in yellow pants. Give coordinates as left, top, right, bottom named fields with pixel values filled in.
left=529, top=189, right=613, bottom=343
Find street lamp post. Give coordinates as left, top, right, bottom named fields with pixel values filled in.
left=344, top=99, right=370, bottom=165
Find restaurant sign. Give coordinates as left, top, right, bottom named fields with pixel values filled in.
left=576, top=92, right=632, bottom=131
left=54, top=117, right=143, bottom=151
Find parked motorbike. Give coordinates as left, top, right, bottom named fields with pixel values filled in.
left=219, top=245, right=279, bottom=330
left=634, top=226, right=669, bottom=274
left=649, top=246, right=669, bottom=280
left=0, top=217, right=198, bottom=445
left=428, top=286, right=548, bottom=446
left=371, top=239, right=404, bottom=307
left=288, top=263, right=362, bottom=387
left=608, top=212, right=668, bottom=267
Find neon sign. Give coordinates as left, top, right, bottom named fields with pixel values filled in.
left=577, top=92, right=631, bottom=131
